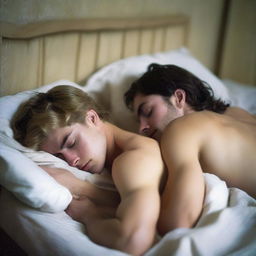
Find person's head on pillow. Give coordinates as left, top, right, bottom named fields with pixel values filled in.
left=124, top=63, right=229, bottom=140
left=12, top=85, right=109, bottom=151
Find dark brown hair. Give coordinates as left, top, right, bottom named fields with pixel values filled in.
left=124, top=63, right=229, bottom=112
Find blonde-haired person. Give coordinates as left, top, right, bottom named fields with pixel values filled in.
left=12, top=85, right=165, bottom=256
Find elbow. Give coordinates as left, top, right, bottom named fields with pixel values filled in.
left=157, top=219, right=176, bottom=236
left=157, top=203, right=203, bottom=236
left=157, top=215, right=194, bottom=236
left=116, top=226, right=155, bottom=256
left=157, top=220, right=169, bottom=236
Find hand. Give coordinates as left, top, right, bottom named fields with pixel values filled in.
left=66, top=197, right=116, bottom=224
left=66, top=197, right=95, bottom=223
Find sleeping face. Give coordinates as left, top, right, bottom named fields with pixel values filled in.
left=133, top=93, right=184, bottom=141
left=41, top=110, right=107, bottom=174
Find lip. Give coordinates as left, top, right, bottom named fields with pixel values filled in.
left=81, top=160, right=91, bottom=171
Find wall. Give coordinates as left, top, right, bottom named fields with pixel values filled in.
left=219, top=0, right=256, bottom=85
left=0, top=0, right=224, bottom=71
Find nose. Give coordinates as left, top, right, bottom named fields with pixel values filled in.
left=62, top=151, right=80, bottom=167
left=139, top=119, right=150, bottom=136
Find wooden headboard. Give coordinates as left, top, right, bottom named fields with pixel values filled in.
left=1, top=0, right=255, bottom=97
left=0, top=15, right=189, bottom=96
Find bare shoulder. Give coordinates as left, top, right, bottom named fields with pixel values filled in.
left=114, top=123, right=160, bottom=154
left=111, top=125, right=164, bottom=195
left=167, top=111, right=215, bottom=128
left=159, top=111, right=220, bottom=161
left=161, top=112, right=213, bottom=142
left=225, top=107, right=256, bottom=123
left=115, top=129, right=162, bottom=166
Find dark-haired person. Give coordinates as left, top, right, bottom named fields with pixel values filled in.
left=12, top=85, right=165, bottom=256
left=124, top=63, right=256, bottom=235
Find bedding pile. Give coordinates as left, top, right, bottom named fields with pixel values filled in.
left=0, top=173, right=255, bottom=256
left=0, top=48, right=256, bottom=255
left=0, top=48, right=233, bottom=212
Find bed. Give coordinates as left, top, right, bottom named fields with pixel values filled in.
left=0, top=13, right=256, bottom=256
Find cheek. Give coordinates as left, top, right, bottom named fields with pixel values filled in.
left=75, top=141, right=86, bottom=160
left=150, top=116, right=162, bottom=127
left=76, top=133, right=91, bottom=159
left=152, top=108, right=169, bottom=125
left=77, top=141, right=88, bottom=155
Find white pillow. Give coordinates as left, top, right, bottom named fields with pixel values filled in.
left=0, top=80, right=86, bottom=212
left=223, top=79, right=256, bottom=114
left=0, top=143, right=72, bottom=212
left=85, top=48, right=230, bottom=132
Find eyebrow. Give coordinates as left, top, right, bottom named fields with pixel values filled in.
left=60, top=133, right=71, bottom=149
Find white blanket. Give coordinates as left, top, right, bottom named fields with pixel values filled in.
left=0, top=173, right=255, bottom=256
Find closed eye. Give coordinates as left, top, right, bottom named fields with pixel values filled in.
left=67, top=140, right=76, bottom=148
left=145, top=109, right=152, bottom=117
left=137, top=103, right=153, bottom=119
left=54, top=153, right=64, bottom=160
left=141, top=108, right=152, bottom=118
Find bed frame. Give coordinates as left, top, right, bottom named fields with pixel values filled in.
left=0, top=15, right=189, bottom=96
left=1, top=11, right=256, bottom=255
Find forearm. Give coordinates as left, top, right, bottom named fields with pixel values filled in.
left=67, top=189, right=159, bottom=256
left=158, top=168, right=205, bottom=235
left=78, top=181, right=120, bottom=207
left=86, top=207, right=156, bottom=255
left=85, top=217, right=140, bottom=254
left=41, top=166, right=120, bottom=207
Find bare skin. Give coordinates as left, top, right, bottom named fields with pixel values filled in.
left=159, top=110, right=256, bottom=234
left=133, top=92, right=256, bottom=235
left=40, top=110, right=165, bottom=256
left=41, top=166, right=120, bottom=208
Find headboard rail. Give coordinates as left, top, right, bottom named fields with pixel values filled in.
left=0, top=15, right=189, bottom=96
left=1, top=15, right=188, bottom=39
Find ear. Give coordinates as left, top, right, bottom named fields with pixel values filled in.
left=172, top=89, right=186, bottom=109
left=85, top=109, right=100, bottom=126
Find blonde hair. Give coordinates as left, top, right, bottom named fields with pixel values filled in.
left=11, top=85, right=109, bottom=150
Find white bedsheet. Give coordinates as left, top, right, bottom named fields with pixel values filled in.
left=0, top=173, right=255, bottom=256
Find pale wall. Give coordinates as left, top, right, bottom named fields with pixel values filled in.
left=0, top=0, right=224, bottom=71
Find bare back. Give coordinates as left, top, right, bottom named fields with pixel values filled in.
left=200, top=108, right=256, bottom=197
left=157, top=108, right=256, bottom=233
left=171, top=109, right=256, bottom=198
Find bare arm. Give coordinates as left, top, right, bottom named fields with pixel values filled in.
left=41, top=166, right=120, bottom=207
left=67, top=138, right=164, bottom=255
left=158, top=122, right=205, bottom=235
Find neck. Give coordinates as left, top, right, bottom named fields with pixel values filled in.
left=184, top=104, right=195, bottom=115
left=102, top=122, right=120, bottom=169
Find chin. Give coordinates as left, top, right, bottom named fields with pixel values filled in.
left=93, top=164, right=105, bottom=174
left=152, top=132, right=162, bottom=142
left=156, top=136, right=161, bottom=142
